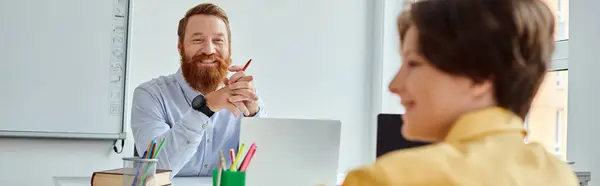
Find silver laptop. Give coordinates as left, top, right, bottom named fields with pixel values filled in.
left=239, top=117, right=341, bottom=186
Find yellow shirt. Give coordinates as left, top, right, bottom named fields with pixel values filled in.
left=342, top=107, right=578, bottom=186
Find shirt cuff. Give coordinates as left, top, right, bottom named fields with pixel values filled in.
left=249, top=106, right=265, bottom=117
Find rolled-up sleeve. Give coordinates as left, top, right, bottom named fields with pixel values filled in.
left=130, top=86, right=210, bottom=177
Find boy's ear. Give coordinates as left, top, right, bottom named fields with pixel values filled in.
left=470, top=79, right=493, bottom=99
left=177, top=42, right=183, bottom=54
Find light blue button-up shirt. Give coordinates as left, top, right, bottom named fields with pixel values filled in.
left=130, top=68, right=266, bottom=177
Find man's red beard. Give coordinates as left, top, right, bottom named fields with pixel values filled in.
left=181, top=52, right=231, bottom=94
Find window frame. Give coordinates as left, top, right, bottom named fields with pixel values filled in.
left=550, top=40, right=568, bottom=71
left=547, top=0, right=569, bottom=160
left=539, top=40, right=568, bottom=158
left=555, top=109, right=563, bottom=151
left=557, top=0, right=565, bottom=22
left=546, top=39, right=568, bottom=159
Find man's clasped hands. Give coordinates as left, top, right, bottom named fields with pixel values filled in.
left=205, top=65, right=258, bottom=117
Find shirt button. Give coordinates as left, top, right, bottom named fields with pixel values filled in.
left=207, top=138, right=211, bottom=143
left=186, top=141, right=191, bottom=144
left=202, top=124, right=207, bottom=129
left=204, top=164, right=208, bottom=168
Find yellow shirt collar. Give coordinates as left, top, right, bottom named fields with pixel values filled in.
left=444, top=107, right=527, bottom=142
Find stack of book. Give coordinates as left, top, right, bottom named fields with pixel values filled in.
left=91, top=168, right=172, bottom=186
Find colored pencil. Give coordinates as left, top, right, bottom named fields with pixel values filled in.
left=218, top=151, right=226, bottom=186
left=239, top=145, right=257, bottom=172
left=153, top=138, right=167, bottom=158
left=219, top=151, right=227, bottom=169
left=132, top=140, right=152, bottom=186
left=238, top=143, right=256, bottom=171
left=231, top=143, right=245, bottom=171
left=229, top=149, right=235, bottom=168
left=131, top=151, right=147, bottom=186
left=135, top=139, right=156, bottom=186
left=242, top=59, right=252, bottom=71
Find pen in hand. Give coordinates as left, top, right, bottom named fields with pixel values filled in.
left=226, top=59, right=252, bottom=86
left=242, top=59, right=252, bottom=71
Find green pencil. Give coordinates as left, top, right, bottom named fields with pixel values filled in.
left=153, top=138, right=167, bottom=158
left=139, top=138, right=166, bottom=186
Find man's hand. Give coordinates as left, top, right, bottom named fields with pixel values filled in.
left=204, top=75, right=257, bottom=117
left=226, top=65, right=259, bottom=116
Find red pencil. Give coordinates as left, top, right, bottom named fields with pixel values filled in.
left=237, top=142, right=256, bottom=171
left=239, top=144, right=257, bottom=171
left=242, top=59, right=252, bottom=71
left=229, top=149, right=235, bottom=167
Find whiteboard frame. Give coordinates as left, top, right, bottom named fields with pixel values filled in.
left=0, top=0, right=132, bottom=140
left=0, top=130, right=127, bottom=140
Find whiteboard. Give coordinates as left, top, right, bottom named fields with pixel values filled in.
left=0, top=0, right=130, bottom=139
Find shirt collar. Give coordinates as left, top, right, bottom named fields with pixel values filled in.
left=444, top=107, right=527, bottom=142
left=175, top=68, right=201, bottom=102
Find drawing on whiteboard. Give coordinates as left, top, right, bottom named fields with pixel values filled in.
left=110, top=63, right=123, bottom=74
left=112, top=36, right=124, bottom=45
left=110, top=75, right=122, bottom=83
left=113, top=25, right=125, bottom=32
left=110, top=103, right=122, bottom=116
left=110, top=90, right=122, bottom=101
left=112, top=49, right=123, bottom=60
left=114, top=8, right=125, bottom=18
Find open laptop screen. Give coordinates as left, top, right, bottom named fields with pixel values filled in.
left=376, top=113, right=430, bottom=157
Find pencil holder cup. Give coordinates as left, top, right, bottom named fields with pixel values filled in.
left=212, top=169, right=246, bottom=186
left=122, top=157, right=158, bottom=186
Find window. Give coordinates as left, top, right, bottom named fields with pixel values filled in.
left=554, top=109, right=563, bottom=158
left=556, top=0, right=565, bottom=21
left=555, top=72, right=563, bottom=88
left=545, top=0, right=569, bottom=41
left=526, top=70, right=568, bottom=160
left=524, top=0, right=569, bottom=161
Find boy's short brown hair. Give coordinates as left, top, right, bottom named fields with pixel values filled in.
left=397, top=0, right=555, bottom=119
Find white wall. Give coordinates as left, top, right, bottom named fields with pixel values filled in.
left=131, top=0, right=375, bottom=174
left=365, top=0, right=405, bottom=165
left=379, top=0, right=406, bottom=115
left=567, top=0, right=600, bottom=185
left=0, top=0, right=377, bottom=185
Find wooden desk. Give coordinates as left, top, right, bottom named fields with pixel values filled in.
left=53, top=176, right=343, bottom=186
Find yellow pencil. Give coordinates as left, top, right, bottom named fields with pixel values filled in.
left=230, top=143, right=245, bottom=171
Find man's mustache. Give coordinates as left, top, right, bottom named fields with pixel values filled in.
left=190, top=54, right=223, bottom=63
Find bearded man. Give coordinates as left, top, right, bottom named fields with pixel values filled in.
left=130, top=3, right=266, bottom=177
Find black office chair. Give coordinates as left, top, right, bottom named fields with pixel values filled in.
left=376, top=113, right=430, bottom=157
left=133, top=145, right=140, bottom=157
